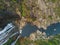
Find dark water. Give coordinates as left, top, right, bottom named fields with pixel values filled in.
left=21, top=22, right=60, bottom=37
left=21, top=23, right=38, bottom=37
left=45, top=22, right=60, bottom=36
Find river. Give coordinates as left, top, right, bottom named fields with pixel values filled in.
left=0, top=22, right=60, bottom=45
left=21, top=22, right=60, bottom=37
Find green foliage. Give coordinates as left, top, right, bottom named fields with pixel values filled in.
left=4, top=38, right=15, bottom=45
left=15, top=39, right=21, bottom=45
left=47, top=0, right=56, bottom=3
left=12, top=0, right=17, bottom=2
left=15, top=34, right=60, bottom=45
left=0, top=0, right=5, bottom=10
left=19, top=0, right=27, bottom=17
left=48, top=15, right=52, bottom=20
left=54, top=6, right=60, bottom=17
left=3, top=35, right=18, bottom=45
left=21, top=3, right=26, bottom=17
left=32, top=18, right=36, bottom=21
left=15, top=38, right=32, bottom=45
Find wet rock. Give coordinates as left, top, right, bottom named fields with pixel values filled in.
left=29, top=33, right=35, bottom=41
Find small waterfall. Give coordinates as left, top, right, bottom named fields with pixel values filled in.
left=0, top=23, right=19, bottom=45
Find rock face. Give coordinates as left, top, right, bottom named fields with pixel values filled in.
left=29, top=33, right=35, bottom=41
left=0, top=10, right=20, bottom=28
left=29, top=30, right=47, bottom=41
left=0, top=0, right=60, bottom=29
left=21, top=0, right=60, bottom=29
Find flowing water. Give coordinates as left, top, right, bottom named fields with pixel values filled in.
left=0, top=23, right=19, bottom=45
left=21, top=22, right=60, bottom=37
left=0, top=22, right=60, bottom=45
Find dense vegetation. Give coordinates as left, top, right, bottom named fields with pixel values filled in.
left=3, top=35, right=18, bottom=45
left=15, top=34, right=60, bottom=45
left=3, top=34, right=60, bottom=45
left=0, top=0, right=60, bottom=45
